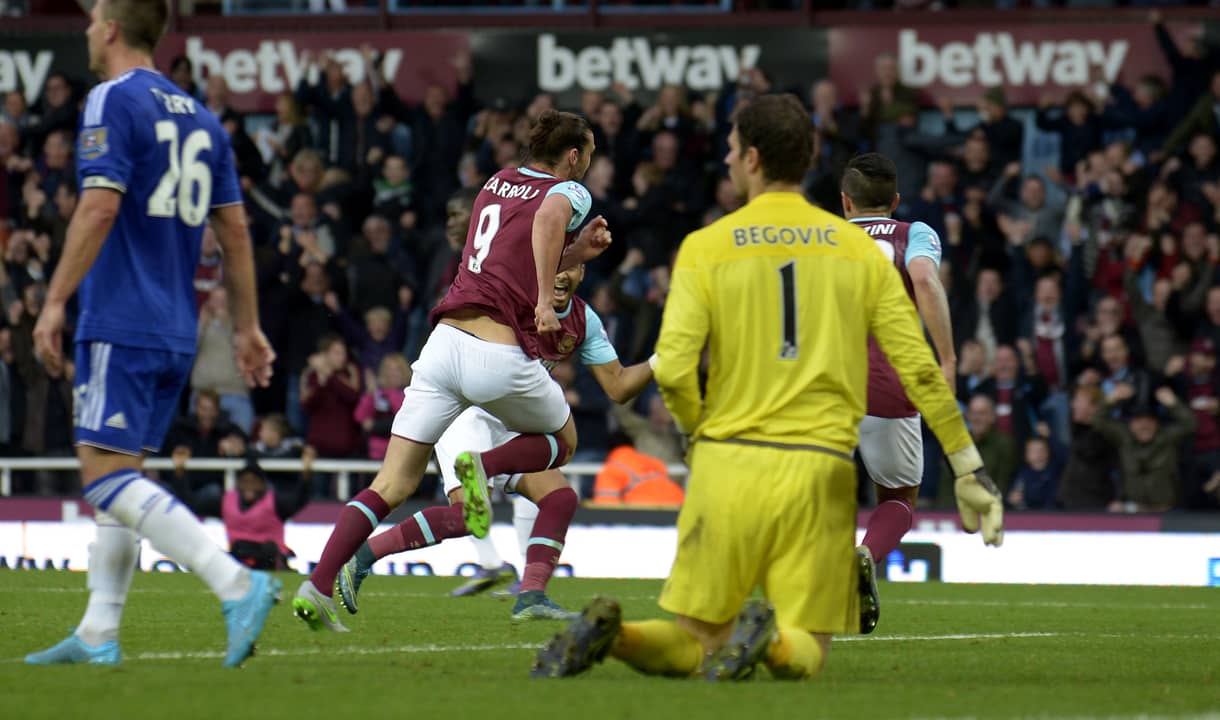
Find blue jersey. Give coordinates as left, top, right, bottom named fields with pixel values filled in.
left=75, top=68, right=242, bottom=354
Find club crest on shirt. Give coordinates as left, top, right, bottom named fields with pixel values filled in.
left=79, top=127, right=109, bottom=160
left=557, top=333, right=578, bottom=355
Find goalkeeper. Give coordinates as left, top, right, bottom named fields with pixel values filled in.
left=532, top=93, right=1003, bottom=682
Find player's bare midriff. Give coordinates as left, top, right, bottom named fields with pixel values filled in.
left=439, top=308, right=518, bottom=346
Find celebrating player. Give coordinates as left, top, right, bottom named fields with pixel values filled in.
left=532, top=94, right=1003, bottom=682
left=335, top=263, right=655, bottom=621
left=25, top=0, right=279, bottom=668
left=842, top=152, right=956, bottom=634
left=292, top=110, right=612, bottom=630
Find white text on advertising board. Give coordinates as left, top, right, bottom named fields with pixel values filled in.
left=899, top=29, right=1129, bottom=88
left=538, top=33, right=760, bottom=94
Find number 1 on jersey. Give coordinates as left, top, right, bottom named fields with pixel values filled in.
left=778, top=261, right=798, bottom=360
left=468, top=203, right=501, bottom=274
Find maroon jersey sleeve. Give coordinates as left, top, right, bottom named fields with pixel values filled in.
left=430, top=169, right=577, bottom=359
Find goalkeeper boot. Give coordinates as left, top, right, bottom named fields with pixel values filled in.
left=292, top=579, right=349, bottom=633
left=337, top=554, right=372, bottom=614
left=222, top=570, right=282, bottom=667
left=26, top=633, right=120, bottom=666
left=704, top=600, right=777, bottom=681
left=530, top=596, right=622, bottom=678
left=451, top=562, right=517, bottom=598
left=857, top=546, right=881, bottom=635
left=454, top=451, right=493, bottom=539
left=512, top=591, right=579, bottom=621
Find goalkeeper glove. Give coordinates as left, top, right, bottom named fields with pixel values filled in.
left=946, top=445, right=1005, bottom=547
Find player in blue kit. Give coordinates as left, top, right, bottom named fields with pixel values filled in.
left=24, top=0, right=280, bottom=668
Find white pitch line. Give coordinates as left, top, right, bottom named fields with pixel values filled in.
left=838, top=631, right=1059, bottom=642
left=892, top=599, right=1215, bottom=611
left=2, top=632, right=1071, bottom=664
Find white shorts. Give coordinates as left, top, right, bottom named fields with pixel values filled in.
left=857, top=414, right=923, bottom=489
left=436, top=407, right=521, bottom=496
left=390, top=323, right=570, bottom=445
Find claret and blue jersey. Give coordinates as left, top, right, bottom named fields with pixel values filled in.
left=72, top=67, right=241, bottom=454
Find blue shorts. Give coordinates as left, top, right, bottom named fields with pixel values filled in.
left=74, top=341, right=194, bottom=455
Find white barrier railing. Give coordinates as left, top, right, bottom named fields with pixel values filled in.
left=0, top=457, right=690, bottom=501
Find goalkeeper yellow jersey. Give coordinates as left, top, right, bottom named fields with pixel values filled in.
left=653, top=191, right=971, bottom=457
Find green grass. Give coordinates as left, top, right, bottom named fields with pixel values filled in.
left=3, top=570, right=1219, bottom=719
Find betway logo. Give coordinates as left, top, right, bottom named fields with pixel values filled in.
left=0, top=50, right=54, bottom=105
left=899, top=29, right=1128, bottom=87
left=185, top=37, right=403, bottom=95
left=538, top=33, right=760, bottom=93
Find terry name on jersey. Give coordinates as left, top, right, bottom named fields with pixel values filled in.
left=732, top=224, right=839, bottom=247
left=149, top=87, right=196, bottom=114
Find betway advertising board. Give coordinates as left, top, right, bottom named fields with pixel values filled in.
left=153, top=32, right=471, bottom=114
left=0, top=33, right=90, bottom=106
left=469, top=29, right=824, bottom=108
left=149, top=29, right=822, bottom=113
left=4, top=521, right=1220, bottom=587
left=829, top=22, right=1203, bottom=106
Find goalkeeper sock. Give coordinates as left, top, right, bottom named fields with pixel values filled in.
left=470, top=533, right=503, bottom=570
left=612, top=620, right=703, bottom=677
left=519, top=488, right=576, bottom=593
left=367, top=503, right=468, bottom=561
left=83, top=470, right=250, bottom=602
left=481, top=434, right=570, bottom=477
left=861, top=498, right=914, bottom=564
left=511, top=492, right=539, bottom=566
left=76, top=514, right=139, bottom=646
left=309, top=488, right=390, bottom=597
left=765, top=627, right=826, bottom=680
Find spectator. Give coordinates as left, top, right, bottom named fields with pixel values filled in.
left=1162, top=69, right=1220, bottom=159
left=1097, top=333, right=1154, bottom=416
left=250, top=413, right=304, bottom=460
left=167, top=55, right=204, bottom=102
left=805, top=78, right=860, bottom=212
left=970, top=87, right=1024, bottom=171
left=956, top=134, right=997, bottom=195
left=979, top=344, right=1046, bottom=448
left=955, top=338, right=991, bottom=404
left=954, top=268, right=1017, bottom=358
left=167, top=456, right=312, bottom=570
left=965, top=394, right=1017, bottom=496
left=1167, top=338, right=1220, bottom=509
left=990, top=167, right=1067, bottom=252
left=1150, top=10, right=1218, bottom=127
left=281, top=262, right=340, bottom=431
left=859, top=53, right=920, bottom=148
left=0, top=326, right=18, bottom=457
left=353, top=352, right=410, bottom=460
left=326, top=289, right=409, bottom=376
left=1057, top=384, right=1118, bottom=510
left=9, top=286, right=73, bottom=494
left=1008, top=435, right=1062, bottom=510
left=1123, top=236, right=1181, bottom=375
left=1036, top=91, right=1105, bottom=182
left=1092, top=385, right=1196, bottom=512
left=191, top=287, right=254, bottom=434
left=26, top=71, right=77, bottom=153
left=257, top=92, right=313, bottom=187
left=1101, top=74, right=1171, bottom=160
left=592, top=431, right=684, bottom=507
left=194, top=225, right=223, bottom=311
left=165, top=389, right=247, bottom=504
left=611, top=393, right=685, bottom=468
left=345, top=214, right=413, bottom=317
left=300, top=334, right=362, bottom=464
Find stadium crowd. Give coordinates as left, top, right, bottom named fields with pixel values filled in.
left=0, top=14, right=1218, bottom=513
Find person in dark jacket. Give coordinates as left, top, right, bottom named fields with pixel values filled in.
left=1092, top=385, right=1196, bottom=512
left=1057, top=384, right=1118, bottom=510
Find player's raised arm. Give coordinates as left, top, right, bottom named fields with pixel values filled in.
left=532, top=193, right=573, bottom=333
left=653, top=237, right=710, bottom=434
left=868, top=256, right=1004, bottom=546
left=33, top=187, right=121, bottom=374
left=211, top=202, right=275, bottom=388
left=588, top=359, right=655, bottom=405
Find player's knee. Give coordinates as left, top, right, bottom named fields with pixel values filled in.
left=370, top=473, right=409, bottom=507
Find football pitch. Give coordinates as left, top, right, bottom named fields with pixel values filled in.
left=2, top=570, right=1218, bottom=720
